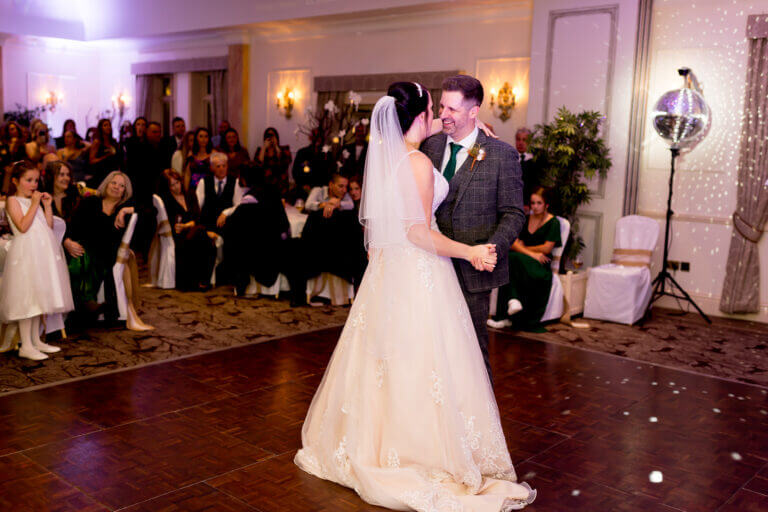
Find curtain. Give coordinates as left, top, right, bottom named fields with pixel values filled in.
left=720, top=16, right=768, bottom=314
left=210, top=70, right=228, bottom=130
left=135, top=75, right=155, bottom=120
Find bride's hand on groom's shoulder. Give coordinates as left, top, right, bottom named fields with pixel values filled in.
left=476, top=119, right=498, bottom=139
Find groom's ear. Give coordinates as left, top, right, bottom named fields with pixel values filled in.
left=468, top=104, right=480, bottom=120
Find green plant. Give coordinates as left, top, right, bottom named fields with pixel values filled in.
left=2, top=103, right=50, bottom=126
left=529, top=106, right=612, bottom=263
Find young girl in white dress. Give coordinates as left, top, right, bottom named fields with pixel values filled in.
left=0, top=161, right=74, bottom=360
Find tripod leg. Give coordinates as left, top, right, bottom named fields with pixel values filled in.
left=665, top=273, right=712, bottom=323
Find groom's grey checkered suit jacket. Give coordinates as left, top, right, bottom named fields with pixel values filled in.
left=423, top=130, right=526, bottom=293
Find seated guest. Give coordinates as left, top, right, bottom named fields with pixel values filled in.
left=488, top=187, right=561, bottom=332
left=196, top=151, right=244, bottom=232
left=222, top=164, right=292, bottom=297
left=54, top=119, right=82, bottom=149
left=291, top=129, right=329, bottom=197
left=341, top=124, right=368, bottom=176
left=88, top=119, right=123, bottom=187
left=348, top=175, right=362, bottom=211
left=25, top=124, right=57, bottom=171
left=1, top=121, right=28, bottom=194
left=301, top=173, right=362, bottom=289
left=254, top=127, right=291, bottom=195
left=171, top=131, right=195, bottom=175
left=305, top=172, right=354, bottom=215
left=57, top=129, right=90, bottom=183
left=64, top=171, right=153, bottom=331
left=211, top=119, right=230, bottom=149
left=44, top=161, right=80, bottom=224
left=184, top=127, right=213, bottom=190
left=158, top=169, right=217, bottom=291
left=218, top=128, right=250, bottom=176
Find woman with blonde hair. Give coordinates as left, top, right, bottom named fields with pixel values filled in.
left=65, top=171, right=153, bottom=331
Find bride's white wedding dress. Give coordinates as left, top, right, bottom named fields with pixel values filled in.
left=295, top=166, right=536, bottom=511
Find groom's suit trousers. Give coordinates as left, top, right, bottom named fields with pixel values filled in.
left=457, top=277, right=493, bottom=384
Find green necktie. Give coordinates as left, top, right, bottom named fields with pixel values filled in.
left=443, top=142, right=463, bottom=182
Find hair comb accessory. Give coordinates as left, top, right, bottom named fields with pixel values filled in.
left=413, top=82, right=423, bottom=97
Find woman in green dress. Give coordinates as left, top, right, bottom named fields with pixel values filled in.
left=488, top=187, right=561, bottom=332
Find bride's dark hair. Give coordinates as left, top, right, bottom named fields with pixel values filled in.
left=387, top=82, right=429, bottom=134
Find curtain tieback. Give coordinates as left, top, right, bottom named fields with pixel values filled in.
left=732, top=211, right=763, bottom=243
left=611, top=248, right=652, bottom=267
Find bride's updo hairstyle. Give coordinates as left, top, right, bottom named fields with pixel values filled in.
left=387, top=82, right=429, bottom=134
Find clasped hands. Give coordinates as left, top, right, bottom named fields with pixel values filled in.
left=469, top=244, right=497, bottom=272
left=322, top=197, right=341, bottom=218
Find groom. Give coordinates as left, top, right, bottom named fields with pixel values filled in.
left=422, top=75, right=526, bottom=383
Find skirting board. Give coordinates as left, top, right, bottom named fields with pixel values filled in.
left=653, top=294, right=768, bottom=324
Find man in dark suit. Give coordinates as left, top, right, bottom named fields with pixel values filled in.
left=515, top=127, right=540, bottom=210
left=341, top=124, right=368, bottom=176
left=422, top=75, right=526, bottom=382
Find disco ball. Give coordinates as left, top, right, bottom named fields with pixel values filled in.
left=651, top=87, right=711, bottom=149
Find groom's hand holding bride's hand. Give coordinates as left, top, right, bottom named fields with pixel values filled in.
left=468, top=244, right=497, bottom=272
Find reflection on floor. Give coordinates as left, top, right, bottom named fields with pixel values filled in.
left=0, top=326, right=766, bottom=511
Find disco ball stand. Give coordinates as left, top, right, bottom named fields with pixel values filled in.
left=646, top=67, right=712, bottom=323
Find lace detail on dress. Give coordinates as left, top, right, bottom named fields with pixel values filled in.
left=417, top=253, right=435, bottom=290
left=333, top=437, right=352, bottom=484
left=350, top=303, right=366, bottom=330
left=387, top=448, right=401, bottom=468
left=458, top=413, right=483, bottom=492
left=431, top=371, right=444, bottom=405
left=400, top=484, right=464, bottom=512
left=501, top=483, right=537, bottom=511
left=479, top=403, right=517, bottom=479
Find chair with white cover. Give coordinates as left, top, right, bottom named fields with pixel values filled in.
left=540, top=216, right=571, bottom=322
left=148, top=194, right=176, bottom=289
left=43, top=217, right=68, bottom=335
left=307, top=274, right=355, bottom=306
left=97, top=213, right=138, bottom=321
left=584, top=215, right=660, bottom=325
left=211, top=235, right=224, bottom=286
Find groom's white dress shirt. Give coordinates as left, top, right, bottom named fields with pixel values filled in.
left=440, top=126, right=479, bottom=177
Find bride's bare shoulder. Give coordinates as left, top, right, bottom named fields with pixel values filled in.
left=408, top=151, right=434, bottom=177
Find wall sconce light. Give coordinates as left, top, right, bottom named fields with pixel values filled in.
left=489, top=82, right=518, bottom=122
left=44, top=90, right=63, bottom=111
left=111, top=92, right=129, bottom=119
left=276, top=88, right=296, bottom=119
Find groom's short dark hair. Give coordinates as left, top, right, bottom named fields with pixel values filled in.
left=442, top=75, right=484, bottom=107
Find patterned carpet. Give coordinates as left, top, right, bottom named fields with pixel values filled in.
left=0, top=286, right=349, bottom=394
left=512, top=309, right=768, bottom=387
left=1, top=280, right=766, bottom=393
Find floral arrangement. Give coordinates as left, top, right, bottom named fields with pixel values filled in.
left=295, top=90, right=371, bottom=171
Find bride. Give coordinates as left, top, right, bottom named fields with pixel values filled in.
left=295, top=82, right=536, bottom=511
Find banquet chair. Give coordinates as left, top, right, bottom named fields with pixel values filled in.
left=97, top=213, right=138, bottom=321
left=43, top=216, right=68, bottom=335
left=306, top=274, right=355, bottom=306
left=244, top=274, right=290, bottom=298
left=540, top=216, right=571, bottom=322
left=211, top=235, right=224, bottom=286
left=147, top=194, right=176, bottom=289
left=583, top=215, right=660, bottom=325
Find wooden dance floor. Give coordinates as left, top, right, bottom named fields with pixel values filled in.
left=0, top=326, right=766, bottom=511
